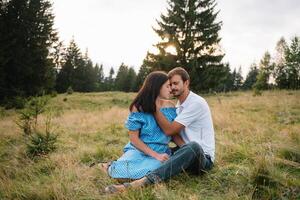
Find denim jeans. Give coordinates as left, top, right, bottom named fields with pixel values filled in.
left=146, top=142, right=213, bottom=183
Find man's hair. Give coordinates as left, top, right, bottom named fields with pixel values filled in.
left=168, top=67, right=190, bottom=82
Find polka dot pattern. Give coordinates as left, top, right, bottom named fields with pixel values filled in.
left=108, top=107, right=177, bottom=179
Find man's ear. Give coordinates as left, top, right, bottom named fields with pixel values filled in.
left=184, top=80, right=190, bottom=88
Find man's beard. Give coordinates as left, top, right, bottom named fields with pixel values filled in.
left=172, top=89, right=184, bottom=97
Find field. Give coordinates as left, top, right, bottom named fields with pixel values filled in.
left=0, top=90, right=299, bottom=199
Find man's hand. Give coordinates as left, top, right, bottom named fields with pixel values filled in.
left=153, top=153, right=169, bottom=162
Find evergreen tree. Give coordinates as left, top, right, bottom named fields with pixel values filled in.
left=94, top=63, right=105, bottom=91
left=115, top=63, right=129, bottom=91
left=284, top=36, right=300, bottom=89
left=0, top=0, right=57, bottom=101
left=219, top=63, right=234, bottom=92
left=135, top=62, right=152, bottom=91
left=273, top=37, right=288, bottom=89
left=243, top=63, right=259, bottom=90
left=126, top=67, right=137, bottom=92
left=233, top=67, right=243, bottom=90
left=144, top=0, right=225, bottom=92
left=253, top=52, right=272, bottom=90
left=105, top=67, right=115, bottom=91
left=56, top=39, right=83, bottom=93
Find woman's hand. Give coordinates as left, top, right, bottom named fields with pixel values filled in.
left=153, top=153, right=169, bottom=162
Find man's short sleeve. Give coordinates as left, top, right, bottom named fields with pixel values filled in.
left=174, top=102, right=202, bottom=127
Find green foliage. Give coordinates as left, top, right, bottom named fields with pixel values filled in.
left=243, top=64, right=259, bottom=90
left=55, top=39, right=105, bottom=93
left=253, top=52, right=273, bottom=91
left=273, top=36, right=300, bottom=89
left=135, top=64, right=152, bottom=91
left=66, top=86, right=73, bottom=95
left=16, top=96, right=49, bottom=136
left=0, top=0, right=57, bottom=102
left=15, top=96, right=58, bottom=159
left=26, top=130, right=58, bottom=158
left=144, top=0, right=226, bottom=92
left=232, top=67, right=243, bottom=90
left=4, top=96, right=27, bottom=109
left=114, top=63, right=137, bottom=92
left=252, top=88, right=262, bottom=96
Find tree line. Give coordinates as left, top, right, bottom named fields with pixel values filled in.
left=1, top=0, right=299, bottom=107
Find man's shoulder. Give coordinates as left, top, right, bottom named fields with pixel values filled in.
left=189, top=92, right=208, bottom=106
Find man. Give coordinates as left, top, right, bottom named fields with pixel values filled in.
left=105, top=67, right=215, bottom=193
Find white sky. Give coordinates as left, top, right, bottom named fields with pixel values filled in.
left=52, top=0, right=300, bottom=77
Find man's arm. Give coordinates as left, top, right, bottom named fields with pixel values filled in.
left=154, top=110, right=184, bottom=136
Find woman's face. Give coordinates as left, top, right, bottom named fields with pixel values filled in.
left=159, top=80, right=172, bottom=99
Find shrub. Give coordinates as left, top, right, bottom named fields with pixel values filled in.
left=252, top=88, right=262, bottom=96
left=50, top=91, right=58, bottom=97
left=16, top=96, right=49, bottom=136
left=27, top=130, right=58, bottom=158
left=66, top=86, right=73, bottom=95
left=4, top=96, right=26, bottom=109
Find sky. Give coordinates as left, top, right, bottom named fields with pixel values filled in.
left=52, top=0, right=300, bottom=76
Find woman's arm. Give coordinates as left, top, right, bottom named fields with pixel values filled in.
left=172, top=134, right=185, bottom=147
left=129, top=130, right=169, bottom=162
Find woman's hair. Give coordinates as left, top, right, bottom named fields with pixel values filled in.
left=129, top=71, right=168, bottom=113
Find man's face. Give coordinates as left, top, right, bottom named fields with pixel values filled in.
left=169, top=74, right=187, bottom=97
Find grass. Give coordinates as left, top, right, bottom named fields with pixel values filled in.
left=0, top=90, right=299, bottom=199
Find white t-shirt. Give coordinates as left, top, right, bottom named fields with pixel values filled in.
left=174, top=91, right=215, bottom=162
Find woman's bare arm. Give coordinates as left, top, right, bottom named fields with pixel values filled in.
left=129, top=130, right=169, bottom=162
left=172, top=134, right=185, bottom=147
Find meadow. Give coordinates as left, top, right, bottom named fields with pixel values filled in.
left=0, top=90, right=299, bottom=200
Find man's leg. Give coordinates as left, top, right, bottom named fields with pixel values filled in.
left=146, top=141, right=206, bottom=183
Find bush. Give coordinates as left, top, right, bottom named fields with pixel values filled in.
left=253, top=88, right=262, bottom=96
left=66, top=86, right=73, bottom=95
left=16, top=96, right=49, bottom=136
left=27, top=130, right=58, bottom=158
left=4, top=96, right=26, bottom=109
left=50, top=91, right=58, bottom=97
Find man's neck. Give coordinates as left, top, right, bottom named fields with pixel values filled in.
left=178, top=89, right=190, bottom=104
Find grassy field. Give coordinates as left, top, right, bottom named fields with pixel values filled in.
left=0, top=90, right=299, bottom=200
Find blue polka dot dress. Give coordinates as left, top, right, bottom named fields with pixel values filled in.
left=108, top=107, right=177, bottom=179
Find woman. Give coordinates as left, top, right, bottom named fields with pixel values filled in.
left=100, top=71, right=182, bottom=180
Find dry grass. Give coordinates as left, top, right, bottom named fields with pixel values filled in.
left=0, top=90, right=299, bottom=199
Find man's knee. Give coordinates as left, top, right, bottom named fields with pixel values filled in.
left=186, top=142, right=203, bottom=155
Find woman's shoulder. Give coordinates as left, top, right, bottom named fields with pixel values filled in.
left=160, top=100, right=175, bottom=108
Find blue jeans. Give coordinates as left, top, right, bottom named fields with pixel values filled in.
left=146, top=142, right=213, bottom=183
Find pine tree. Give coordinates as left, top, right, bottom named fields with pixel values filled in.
left=56, top=39, right=83, bottom=93
left=126, top=67, right=137, bottom=92
left=94, top=63, right=105, bottom=91
left=0, top=0, right=57, bottom=101
left=284, top=36, right=300, bottom=89
left=135, top=63, right=152, bottom=91
left=243, top=63, right=259, bottom=90
left=254, top=52, right=272, bottom=90
left=233, top=67, right=243, bottom=90
left=144, top=0, right=224, bottom=92
left=219, top=63, right=234, bottom=92
left=104, top=67, right=115, bottom=91
left=115, top=63, right=129, bottom=91
left=273, top=37, right=288, bottom=88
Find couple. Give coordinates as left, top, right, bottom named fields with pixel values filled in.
left=101, top=67, right=215, bottom=193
